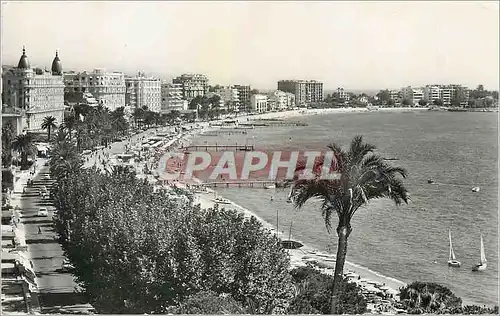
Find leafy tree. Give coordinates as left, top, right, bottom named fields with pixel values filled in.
left=51, top=166, right=295, bottom=314
left=290, top=136, right=409, bottom=314
left=12, top=133, right=37, bottom=169
left=387, top=99, right=396, bottom=106
left=402, top=99, right=412, bottom=106
left=41, top=116, right=58, bottom=141
left=418, top=99, right=427, bottom=106
left=171, top=291, right=244, bottom=314
left=2, top=121, right=15, bottom=167
left=376, top=90, right=391, bottom=103
left=399, top=282, right=462, bottom=314
left=2, top=169, right=14, bottom=192
left=433, top=99, right=443, bottom=106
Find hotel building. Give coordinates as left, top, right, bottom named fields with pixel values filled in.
left=2, top=48, right=65, bottom=132
left=401, top=86, right=425, bottom=105
left=161, top=83, right=187, bottom=112
left=424, top=84, right=469, bottom=106
left=214, top=86, right=240, bottom=112
left=233, top=85, right=251, bottom=112
left=64, top=68, right=126, bottom=111
left=172, top=73, right=209, bottom=101
left=250, top=94, right=268, bottom=113
left=277, top=80, right=323, bottom=106
left=125, top=72, right=162, bottom=112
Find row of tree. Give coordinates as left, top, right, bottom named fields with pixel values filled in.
left=47, top=131, right=372, bottom=314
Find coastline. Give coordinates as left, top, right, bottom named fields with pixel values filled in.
left=156, top=108, right=418, bottom=300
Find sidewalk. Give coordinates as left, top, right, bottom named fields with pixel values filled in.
left=3, top=158, right=47, bottom=313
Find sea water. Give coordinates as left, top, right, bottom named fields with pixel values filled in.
left=192, top=111, right=498, bottom=306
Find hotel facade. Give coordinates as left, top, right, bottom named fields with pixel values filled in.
left=161, top=83, right=187, bottom=112
left=64, top=68, right=126, bottom=111
left=233, top=84, right=251, bottom=112
left=125, top=72, right=162, bottom=112
left=214, top=86, right=240, bottom=112
left=2, top=48, right=65, bottom=132
left=277, top=80, right=323, bottom=106
left=172, top=73, right=209, bottom=101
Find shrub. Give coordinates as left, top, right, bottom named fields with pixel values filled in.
left=1, top=169, right=14, bottom=192
left=171, top=290, right=244, bottom=314
left=288, top=266, right=367, bottom=314
left=52, top=167, right=294, bottom=314
left=399, top=281, right=462, bottom=314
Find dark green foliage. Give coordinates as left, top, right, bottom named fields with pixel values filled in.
left=50, top=161, right=294, bottom=314
left=2, top=169, right=14, bottom=192
left=462, top=305, right=499, bottom=314
left=170, top=290, right=244, bottom=314
left=288, top=266, right=367, bottom=314
left=399, top=281, right=462, bottom=314
left=2, top=121, right=15, bottom=167
left=11, top=133, right=37, bottom=169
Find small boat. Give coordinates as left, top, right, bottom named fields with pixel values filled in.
left=212, top=197, right=232, bottom=204
left=472, top=234, right=487, bottom=271
left=447, top=229, right=461, bottom=267
left=264, top=184, right=276, bottom=189
left=280, top=240, right=304, bottom=250
left=428, top=179, right=435, bottom=184
left=471, top=186, right=480, bottom=192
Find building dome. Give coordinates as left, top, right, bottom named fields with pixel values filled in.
left=51, top=50, right=62, bottom=75
left=17, top=46, right=30, bottom=69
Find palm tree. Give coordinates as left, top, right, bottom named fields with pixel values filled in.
left=290, top=135, right=409, bottom=314
left=41, top=116, right=58, bottom=141
left=63, top=115, right=78, bottom=141
left=12, top=133, right=37, bottom=170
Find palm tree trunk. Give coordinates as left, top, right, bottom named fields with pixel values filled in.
left=331, top=224, right=352, bottom=314
left=48, top=127, right=51, bottom=142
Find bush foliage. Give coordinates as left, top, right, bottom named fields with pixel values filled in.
left=51, top=156, right=294, bottom=314
left=288, top=266, right=367, bottom=314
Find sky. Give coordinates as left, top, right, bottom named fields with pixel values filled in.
left=1, top=1, right=499, bottom=91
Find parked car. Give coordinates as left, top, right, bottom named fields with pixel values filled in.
left=37, top=208, right=48, bottom=217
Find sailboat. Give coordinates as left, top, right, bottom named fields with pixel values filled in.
left=472, top=234, right=487, bottom=271
left=447, top=229, right=461, bottom=267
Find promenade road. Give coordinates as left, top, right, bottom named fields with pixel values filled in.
left=21, top=167, right=92, bottom=313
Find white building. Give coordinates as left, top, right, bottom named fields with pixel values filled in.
left=2, top=48, right=65, bottom=132
left=336, top=87, right=350, bottom=101
left=424, top=84, right=469, bottom=106
left=215, top=86, right=239, bottom=112
left=401, top=86, right=425, bottom=106
left=125, top=72, right=162, bottom=112
left=161, top=83, right=187, bottom=112
left=64, top=68, right=126, bottom=111
left=250, top=94, right=268, bottom=113
left=268, top=90, right=295, bottom=111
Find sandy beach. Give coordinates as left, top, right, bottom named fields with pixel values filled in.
left=146, top=107, right=427, bottom=301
